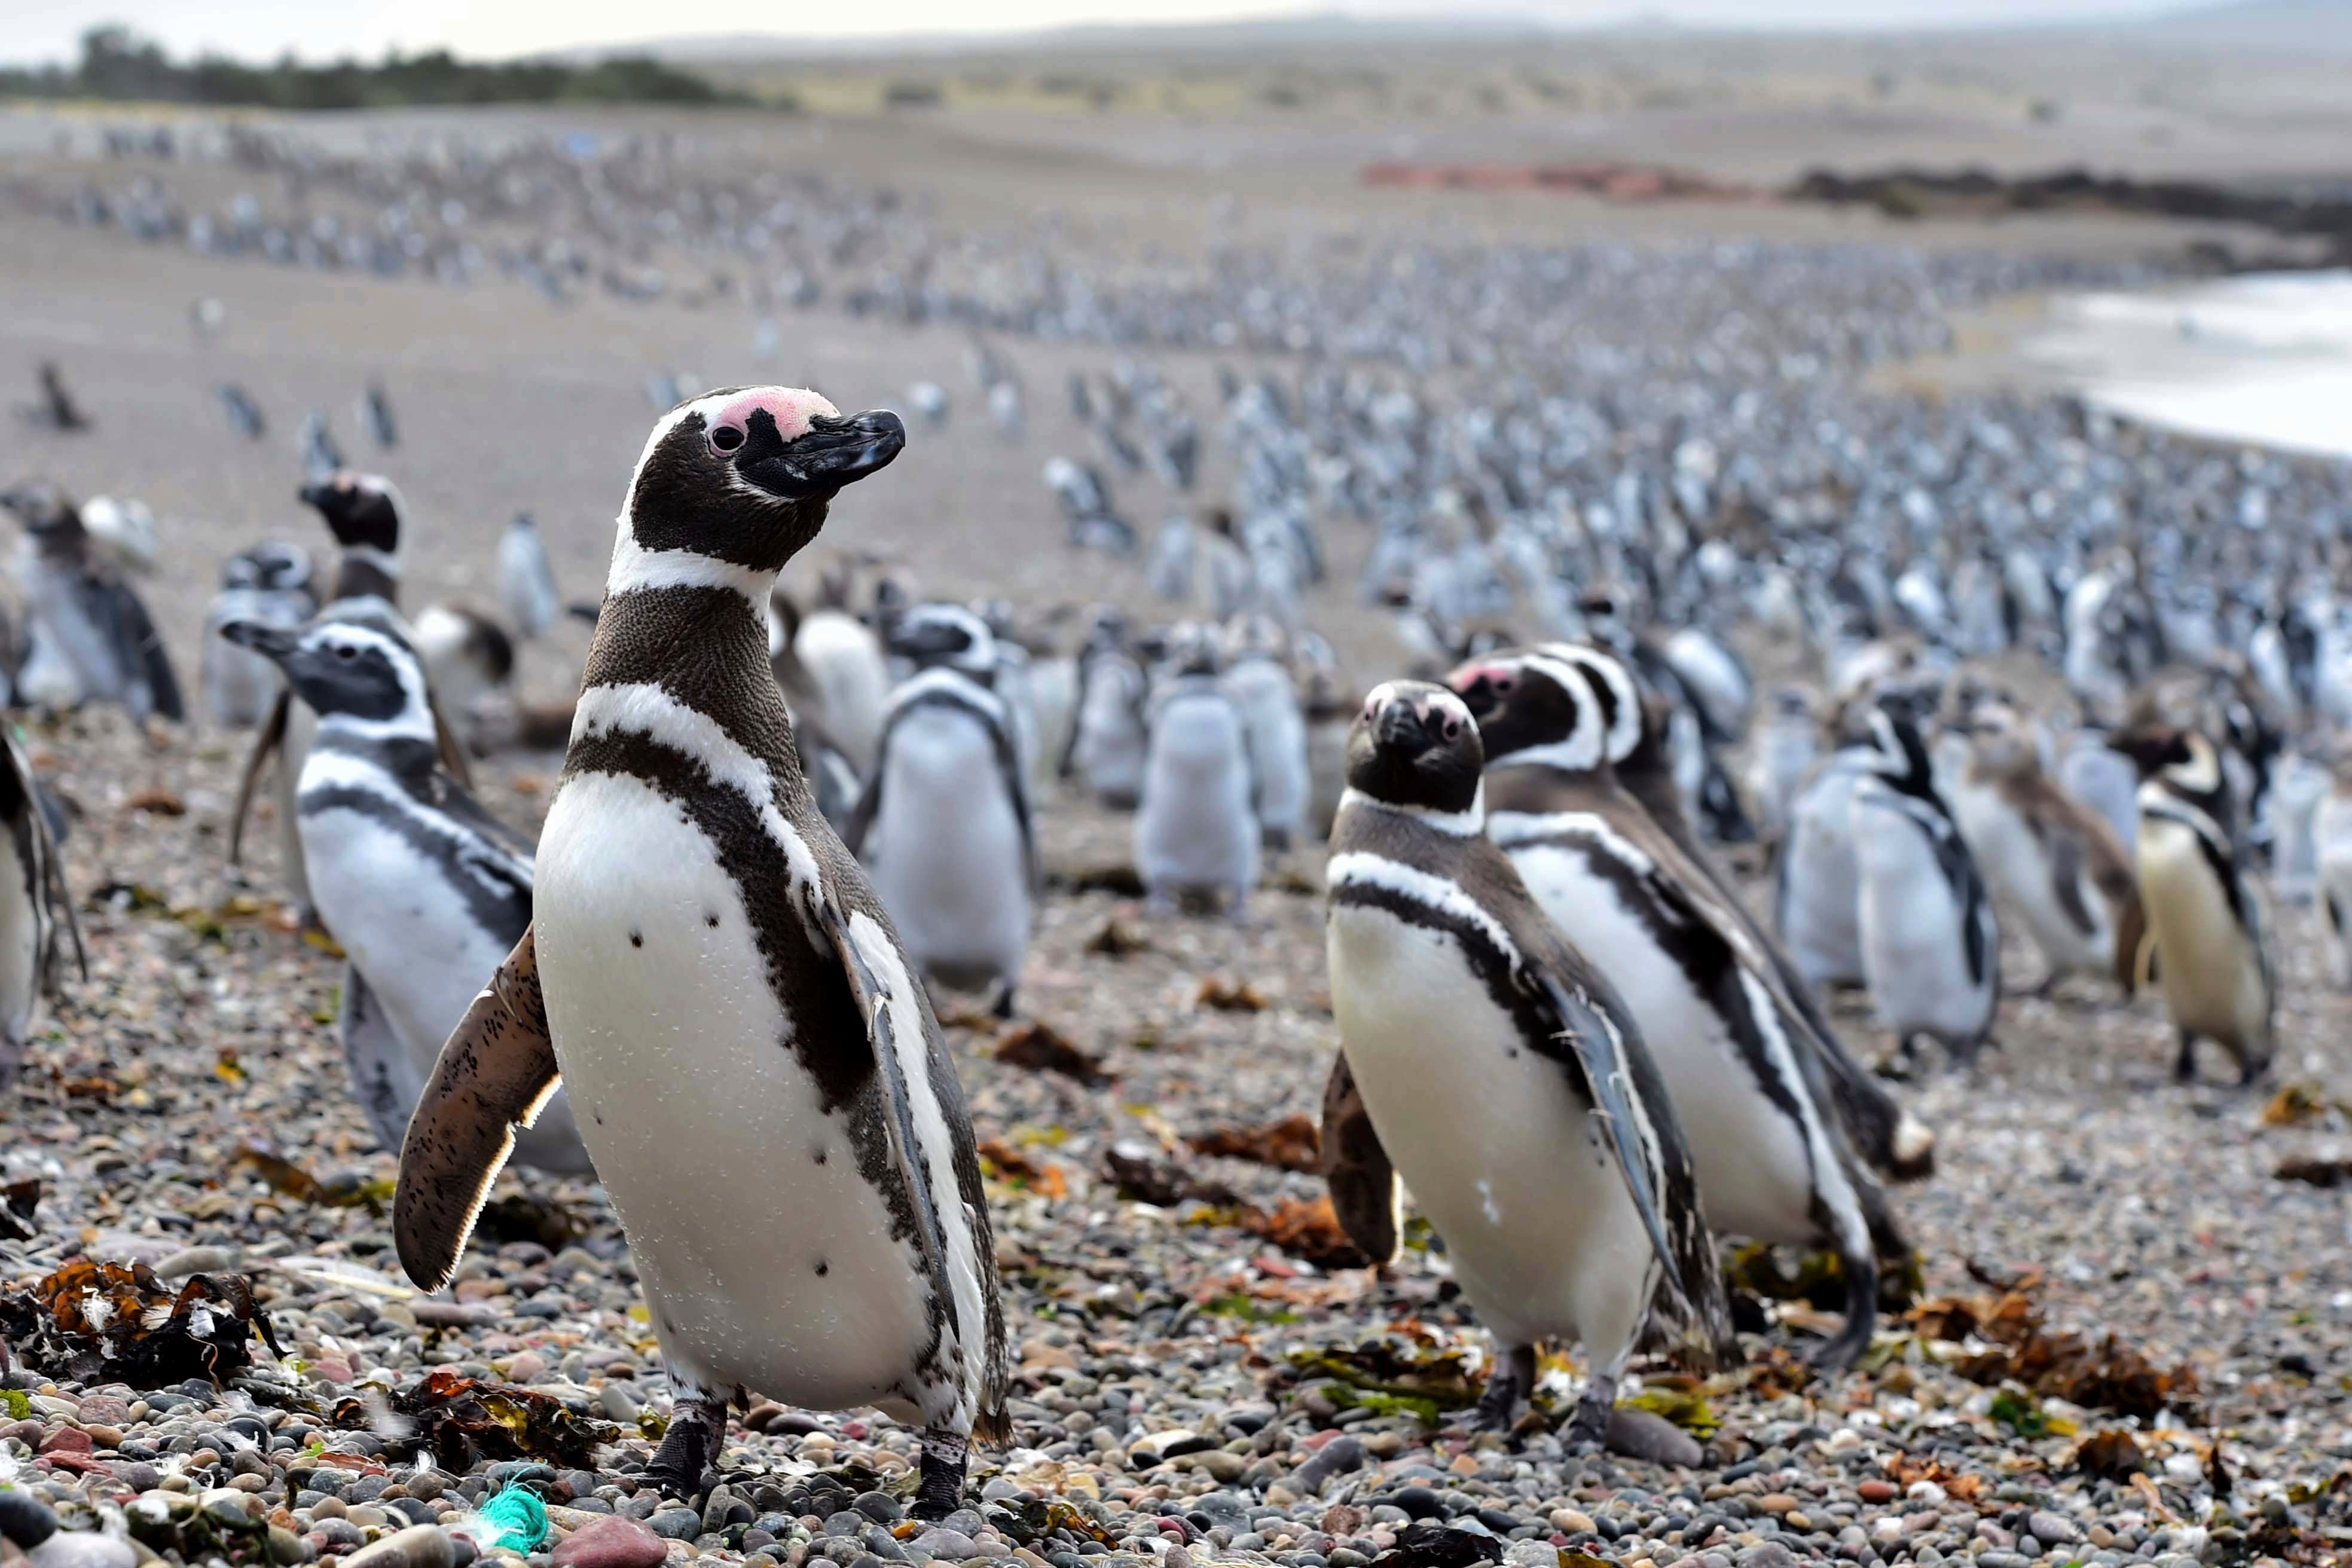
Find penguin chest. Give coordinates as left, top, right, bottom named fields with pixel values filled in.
left=534, top=772, right=934, bottom=1410
left=1956, top=791, right=2104, bottom=971
left=1324, top=903, right=1650, bottom=1352
left=0, top=829, right=41, bottom=1041
left=868, top=714, right=1028, bottom=985
left=298, top=793, right=504, bottom=1076
left=1853, top=800, right=1993, bottom=1038
left=2137, top=819, right=2267, bottom=1046
left=1782, top=769, right=1865, bottom=984
left=1137, top=703, right=1257, bottom=889
left=1504, top=840, right=1826, bottom=1247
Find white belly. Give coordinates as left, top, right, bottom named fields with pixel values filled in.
left=1855, top=800, right=1997, bottom=1042
left=2139, top=818, right=2269, bottom=1047
left=1507, top=842, right=1829, bottom=1248
left=0, top=833, right=42, bottom=1046
left=1781, top=766, right=1865, bottom=986
left=535, top=772, right=933, bottom=1411
left=1137, top=710, right=1258, bottom=895
left=1325, top=901, right=1651, bottom=1357
left=1955, top=791, right=2109, bottom=976
left=867, top=716, right=1028, bottom=989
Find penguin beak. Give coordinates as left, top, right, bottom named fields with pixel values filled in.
left=1376, top=700, right=1431, bottom=754
left=298, top=479, right=337, bottom=511
left=220, top=620, right=299, bottom=664
left=738, top=410, right=908, bottom=502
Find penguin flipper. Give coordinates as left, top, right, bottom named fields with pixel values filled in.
left=1522, top=966, right=1740, bottom=1368
left=393, top=926, right=561, bottom=1294
left=230, top=690, right=291, bottom=866
left=1318, top=1050, right=1400, bottom=1266
left=340, top=967, right=420, bottom=1154
left=429, top=693, right=474, bottom=788
left=802, top=888, right=950, bottom=1280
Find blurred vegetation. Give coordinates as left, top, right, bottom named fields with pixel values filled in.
left=0, top=25, right=758, bottom=109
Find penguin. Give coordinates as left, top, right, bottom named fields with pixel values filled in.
left=361, top=382, right=399, bottom=450
left=1319, top=680, right=1737, bottom=1435
left=1067, top=622, right=1150, bottom=810
left=498, top=514, right=561, bottom=641
left=0, top=728, right=85, bottom=1091
left=228, top=472, right=471, bottom=927
left=1745, top=686, right=1821, bottom=849
left=298, top=412, right=346, bottom=482
left=392, top=386, right=1006, bottom=1515
left=1554, top=644, right=1933, bottom=1181
left=1296, top=631, right=1352, bottom=841
left=201, top=541, right=316, bottom=729
left=1135, top=625, right=1259, bottom=918
left=78, top=496, right=160, bottom=577
left=2060, top=725, right=2141, bottom=859
left=765, top=593, right=866, bottom=833
left=845, top=603, right=1036, bottom=1019
left=1, top=483, right=184, bottom=722
left=1220, top=613, right=1310, bottom=851
left=1448, top=650, right=1904, bottom=1368
left=1852, top=699, right=2001, bottom=1068
left=1778, top=750, right=1874, bottom=991
left=2314, top=750, right=2352, bottom=989
left=219, top=616, right=591, bottom=1174
left=2110, top=725, right=2275, bottom=1084
left=1948, top=701, right=2143, bottom=997
left=219, top=383, right=267, bottom=441
left=790, top=603, right=891, bottom=777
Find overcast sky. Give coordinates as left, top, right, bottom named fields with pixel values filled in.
left=2, top=0, right=2188, bottom=66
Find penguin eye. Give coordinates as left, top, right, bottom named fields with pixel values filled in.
left=710, top=424, right=747, bottom=454
left=335, top=645, right=358, bottom=661
left=1492, top=674, right=1516, bottom=694
left=1440, top=714, right=1462, bottom=740
left=1363, top=696, right=1380, bottom=722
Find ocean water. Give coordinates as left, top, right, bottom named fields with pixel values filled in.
left=2023, top=269, right=2352, bottom=461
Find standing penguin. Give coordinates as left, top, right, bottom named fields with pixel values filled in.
left=2316, top=750, right=2352, bottom=989
left=219, top=617, right=590, bottom=1175
left=1449, top=649, right=1904, bottom=1367
left=1135, top=625, right=1260, bottom=918
left=1745, top=686, right=1821, bottom=849
left=0, top=729, right=85, bottom=1091
left=1066, top=616, right=1150, bottom=809
left=791, top=603, right=892, bottom=776
left=2110, top=725, right=2275, bottom=1084
left=846, top=603, right=1036, bottom=1018
left=2, top=483, right=184, bottom=722
left=201, top=542, right=316, bottom=730
left=1852, top=699, right=2001, bottom=1068
left=393, top=387, right=1006, bottom=1515
left=1948, top=701, right=2143, bottom=997
left=1221, top=613, right=1310, bottom=850
left=1554, top=645, right=1933, bottom=1181
left=498, top=514, right=561, bottom=641
left=1321, top=680, right=1736, bottom=1434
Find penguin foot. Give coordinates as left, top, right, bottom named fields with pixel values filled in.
left=642, top=1395, right=726, bottom=1503
left=913, top=1428, right=969, bottom=1522
left=1470, top=1344, right=1535, bottom=1432
left=991, top=983, right=1018, bottom=1022
left=1807, top=1255, right=1878, bottom=1374
left=1562, top=1374, right=1618, bottom=1453
left=2173, top=1031, right=2201, bottom=1085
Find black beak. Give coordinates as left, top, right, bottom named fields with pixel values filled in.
left=1449, top=673, right=1499, bottom=722
left=739, top=410, right=908, bottom=501
left=1376, top=701, right=1430, bottom=752
left=221, top=620, right=298, bottom=662
left=298, top=479, right=337, bottom=511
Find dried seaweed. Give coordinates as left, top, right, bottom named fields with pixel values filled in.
left=475, top=1193, right=588, bottom=1251
left=1193, top=974, right=1268, bottom=1012
left=335, top=1368, right=618, bottom=1470
left=1186, top=1112, right=1321, bottom=1172
left=0, top=1258, right=282, bottom=1383
left=978, top=1138, right=1070, bottom=1199
left=1239, top=1196, right=1368, bottom=1269
left=1082, top=918, right=1150, bottom=958
left=1369, top=1520, right=1502, bottom=1567
left=1286, top=1334, right=1485, bottom=1419
left=1102, top=1141, right=1241, bottom=1208
left=234, top=1144, right=397, bottom=1212
left=2277, top=1154, right=2352, bottom=1189
left=1727, top=1241, right=1922, bottom=1312
left=2072, top=1428, right=2148, bottom=1479
left=1906, top=1278, right=2201, bottom=1422
left=992, top=1021, right=1116, bottom=1086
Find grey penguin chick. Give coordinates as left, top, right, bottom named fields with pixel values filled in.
left=219, top=616, right=589, bottom=1175
left=393, top=386, right=1007, bottom=1517
left=1135, top=623, right=1259, bottom=917
left=498, top=513, right=561, bottom=641
left=1320, top=679, right=1737, bottom=1438
left=201, top=542, right=316, bottom=730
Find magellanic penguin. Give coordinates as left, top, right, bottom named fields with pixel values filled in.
left=1135, top=623, right=1260, bottom=918
left=1948, top=701, right=2144, bottom=998
left=1320, top=680, right=1737, bottom=1436
left=1852, top=699, right=2002, bottom=1069
left=393, top=387, right=1007, bottom=1515
left=0, top=728, right=86, bottom=1090
left=498, top=513, right=562, bottom=641
left=1, top=482, right=185, bottom=722
left=201, top=541, right=316, bottom=730
left=218, top=616, right=590, bottom=1175
left=2110, top=725, right=2275, bottom=1084
left=1066, top=615, right=1150, bottom=809
left=1446, top=649, right=1907, bottom=1368
left=845, top=603, right=1036, bottom=1019
left=228, top=472, right=472, bottom=928
left=1552, top=644, right=1933, bottom=1182
left=1221, top=612, right=1311, bottom=850
left=2315, top=747, right=2352, bottom=989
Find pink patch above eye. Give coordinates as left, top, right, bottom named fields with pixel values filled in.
left=706, top=386, right=839, bottom=443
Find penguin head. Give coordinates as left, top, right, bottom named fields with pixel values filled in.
left=1538, top=642, right=1646, bottom=766
left=888, top=603, right=997, bottom=678
left=299, top=471, right=404, bottom=557
left=624, top=386, right=905, bottom=574
left=2106, top=722, right=2195, bottom=781
left=220, top=619, right=432, bottom=736
left=1347, top=680, right=1483, bottom=815
left=1445, top=648, right=1607, bottom=774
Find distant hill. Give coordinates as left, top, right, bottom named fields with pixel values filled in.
left=2140, top=0, right=2352, bottom=52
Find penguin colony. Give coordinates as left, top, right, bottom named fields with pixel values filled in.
left=8, top=259, right=2351, bottom=1509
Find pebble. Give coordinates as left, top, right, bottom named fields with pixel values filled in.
left=28, top=1535, right=136, bottom=1568
left=343, top=1525, right=456, bottom=1568
left=1606, top=1410, right=1705, bottom=1469
left=0, top=1494, right=59, bottom=1550
left=548, top=1517, right=666, bottom=1568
